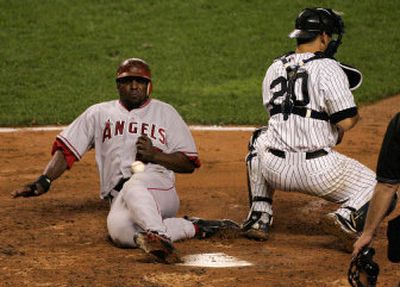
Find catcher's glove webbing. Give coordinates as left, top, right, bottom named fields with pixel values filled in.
left=24, top=175, right=51, bottom=197
left=348, top=247, right=379, bottom=287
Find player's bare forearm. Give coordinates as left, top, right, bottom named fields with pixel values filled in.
left=352, top=184, right=397, bottom=256
left=362, top=183, right=398, bottom=236
left=150, top=151, right=196, bottom=173
left=43, top=150, right=69, bottom=181
left=136, top=135, right=195, bottom=173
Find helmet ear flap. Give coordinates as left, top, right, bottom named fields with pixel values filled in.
left=146, top=81, right=153, bottom=96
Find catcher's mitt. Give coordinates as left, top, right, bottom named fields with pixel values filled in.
left=348, top=247, right=379, bottom=287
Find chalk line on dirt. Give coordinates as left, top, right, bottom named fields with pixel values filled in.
left=0, top=125, right=257, bottom=133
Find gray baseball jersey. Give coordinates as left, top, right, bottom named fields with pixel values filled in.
left=56, top=99, right=199, bottom=245
left=57, top=99, right=198, bottom=199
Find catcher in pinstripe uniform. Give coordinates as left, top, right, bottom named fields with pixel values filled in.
left=242, top=7, right=397, bottom=253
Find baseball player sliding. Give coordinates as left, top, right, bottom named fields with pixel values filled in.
left=242, top=7, right=397, bottom=252
left=12, top=58, right=239, bottom=264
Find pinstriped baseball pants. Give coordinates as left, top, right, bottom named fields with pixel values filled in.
left=257, top=148, right=376, bottom=220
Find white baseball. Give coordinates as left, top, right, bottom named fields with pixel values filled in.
left=131, top=161, right=145, bottom=173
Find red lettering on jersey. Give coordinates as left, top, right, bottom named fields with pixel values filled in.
left=102, top=122, right=112, bottom=142
left=158, top=128, right=166, bottom=144
left=115, top=121, right=125, bottom=136
left=129, top=122, right=138, bottom=134
left=141, top=123, right=149, bottom=135
left=150, top=124, right=157, bottom=140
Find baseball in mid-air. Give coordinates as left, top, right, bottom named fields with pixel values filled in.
left=131, top=161, right=145, bottom=173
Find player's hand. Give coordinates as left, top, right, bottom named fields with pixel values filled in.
left=352, top=233, right=374, bottom=258
left=12, top=175, right=51, bottom=198
left=136, top=135, right=155, bottom=163
left=12, top=183, right=46, bottom=198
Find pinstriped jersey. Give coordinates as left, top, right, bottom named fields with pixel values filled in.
left=57, top=99, right=199, bottom=198
left=260, top=52, right=357, bottom=152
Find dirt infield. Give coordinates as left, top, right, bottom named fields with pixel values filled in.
left=1, top=96, right=400, bottom=287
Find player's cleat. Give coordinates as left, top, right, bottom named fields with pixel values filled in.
left=184, top=216, right=241, bottom=239
left=321, top=212, right=359, bottom=253
left=241, top=211, right=272, bottom=241
left=133, top=231, right=181, bottom=264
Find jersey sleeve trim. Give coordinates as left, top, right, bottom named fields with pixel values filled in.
left=180, top=151, right=201, bottom=168
left=330, top=107, right=358, bottom=125
left=376, top=176, right=400, bottom=184
left=51, top=139, right=79, bottom=169
left=56, top=135, right=83, bottom=160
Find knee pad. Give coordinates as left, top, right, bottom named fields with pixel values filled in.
left=246, top=126, right=273, bottom=212
left=246, top=150, right=272, bottom=207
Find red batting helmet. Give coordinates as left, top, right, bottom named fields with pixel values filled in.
left=116, top=58, right=152, bottom=95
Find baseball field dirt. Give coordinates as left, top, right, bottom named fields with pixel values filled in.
left=1, top=95, right=400, bottom=286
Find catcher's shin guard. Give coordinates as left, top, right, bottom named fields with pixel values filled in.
left=245, top=128, right=273, bottom=214
left=243, top=128, right=273, bottom=240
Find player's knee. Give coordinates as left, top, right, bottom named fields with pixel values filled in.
left=122, top=180, right=147, bottom=202
left=107, top=210, right=136, bottom=248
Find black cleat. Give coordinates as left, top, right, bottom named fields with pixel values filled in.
left=185, top=216, right=241, bottom=239
left=242, top=211, right=272, bottom=241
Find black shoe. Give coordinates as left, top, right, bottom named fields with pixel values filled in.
left=242, top=211, right=272, bottom=241
left=185, top=216, right=241, bottom=239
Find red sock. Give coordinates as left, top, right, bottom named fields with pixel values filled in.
left=193, top=223, right=200, bottom=235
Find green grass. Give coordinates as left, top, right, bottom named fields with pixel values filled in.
left=0, top=0, right=399, bottom=126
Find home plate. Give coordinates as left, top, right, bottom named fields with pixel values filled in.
left=177, top=252, right=253, bottom=268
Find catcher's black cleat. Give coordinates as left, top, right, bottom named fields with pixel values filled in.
left=185, top=216, right=241, bottom=239
left=321, top=212, right=359, bottom=253
left=242, top=211, right=272, bottom=241
left=134, top=231, right=181, bottom=264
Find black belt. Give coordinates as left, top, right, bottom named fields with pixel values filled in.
left=269, top=106, right=330, bottom=121
left=107, top=177, right=130, bottom=203
left=113, top=177, right=130, bottom=192
left=269, top=149, right=328, bottom=160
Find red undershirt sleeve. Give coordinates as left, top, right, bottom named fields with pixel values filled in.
left=51, top=139, right=79, bottom=169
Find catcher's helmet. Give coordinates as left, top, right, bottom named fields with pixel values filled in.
left=289, top=8, right=345, bottom=58
left=289, top=8, right=344, bottom=39
left=116, top=58, right=152, bottom=95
